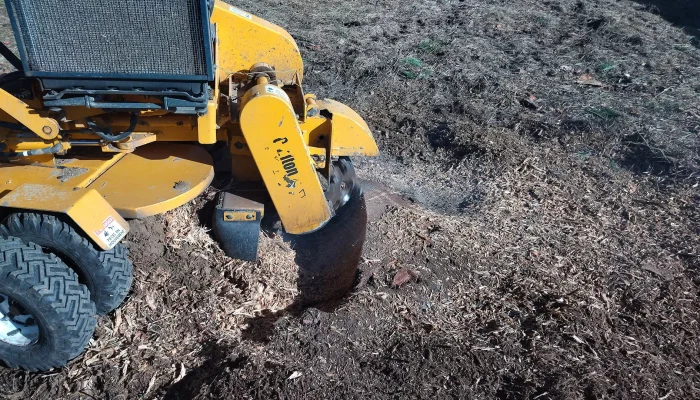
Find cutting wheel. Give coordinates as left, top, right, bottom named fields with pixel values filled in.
left=285, top=157, right=367, bottom=305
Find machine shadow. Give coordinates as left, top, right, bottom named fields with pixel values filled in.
left=198, top=175, right=368, bottom=343
left=163, top=340, right=248, bottom=399
left=241, top=189, right=368, bottom=343
left=632, top=0, right=700, bottom=47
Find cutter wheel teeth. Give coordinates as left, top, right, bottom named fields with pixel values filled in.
left=325, top=157, right=360, bottom=213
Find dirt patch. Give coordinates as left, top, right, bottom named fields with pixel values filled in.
left=1, top=0, right=700, bottom=399
left=48, top=166, right=89, bottom=183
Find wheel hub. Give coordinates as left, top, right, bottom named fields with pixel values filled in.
left=0, top=292, right=39, bottom=346
left=325, top=158, right=358, bottom=213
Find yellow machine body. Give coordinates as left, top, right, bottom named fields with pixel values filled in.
left=239, top=78, right=332, bottom=234
left=212, top=3, right=304, bottom=85
left=0, top=0, right=378, bottom=248
left=0, top=184, right=128, bottom=251
left=0, top=88, right=59, bottom=140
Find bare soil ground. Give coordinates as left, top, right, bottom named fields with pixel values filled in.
left=1, top=0, right=699, bottom=399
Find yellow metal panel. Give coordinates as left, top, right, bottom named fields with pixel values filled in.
left=88, top=144, right=214, bottom=218
left=0, top=184, right=128, bottom=251
left=114, top=134, right=157, bottom=151
left=72, top=154, right=127, bottom=187
left=197, top=101, right=218, bottom=144
left=3, top=137, right=56, bottom=152
left=0, top=144, right=213, bottom=220
left=239, top=83, right=331, bottom=234
left=0, top=88, right=59, bottom=140
left=212, top=1, right=304, bottom=85
left=299, top=116, right=331, bottom=149
left=317, top=99, right=379, bottom=157
left=0, top=154, right=126, bottom=192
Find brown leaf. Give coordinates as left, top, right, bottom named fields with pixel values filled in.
left=392, top=268, right=419, bottom=288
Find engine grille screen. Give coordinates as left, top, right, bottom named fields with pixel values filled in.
left=7, top=0, right=209, bottom=78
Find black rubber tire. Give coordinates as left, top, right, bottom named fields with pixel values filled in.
left=1, top=213, right=133, bottom=315
left=0, top=237, right=96, bottom=371
left=285, top=160, right=368, bottom=305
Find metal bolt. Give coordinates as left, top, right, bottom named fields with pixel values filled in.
left=42, top=126, right=52, bottom=134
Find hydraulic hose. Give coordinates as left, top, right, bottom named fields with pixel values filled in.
left=0, top=142, right=63, bottom=159
left=85, top=113, right=138, bottom=142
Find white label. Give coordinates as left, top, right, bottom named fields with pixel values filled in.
left=230, top=6, right=252, bottom=19
left=95, top=216, right=127, bottom=249
left=265, top=85, right=291, bottom=102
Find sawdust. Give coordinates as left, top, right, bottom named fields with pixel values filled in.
left=52, top=167, right=88, bottom=183
left=161, top=188, right=299, bottom=316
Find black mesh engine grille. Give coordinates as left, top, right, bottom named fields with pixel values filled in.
left=8, top=0, right=208, bottom=77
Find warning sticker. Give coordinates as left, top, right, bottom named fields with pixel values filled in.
left=229, top=6, right=252, bottom=19
left=95, top=216, right=127, bottom=249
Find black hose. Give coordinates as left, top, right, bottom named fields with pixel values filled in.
left=0, top=42, right=23, bottom=72
left=85, top=113, right=138, bottom=142
left=0, top=121, right=29, bottom=132
left=0, top=71, right=26, bottom=87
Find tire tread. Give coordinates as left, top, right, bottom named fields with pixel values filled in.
left=0, top=237, right=96, bottom=371
left=1, top=213, right=133, bottom=314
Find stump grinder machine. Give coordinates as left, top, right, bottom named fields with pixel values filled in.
left=0, top=0, right=377, bottom=371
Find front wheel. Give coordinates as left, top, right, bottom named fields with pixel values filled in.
left=1, top=213, right=133, bottom=315
left=0, top=237, right=96, bottom=371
